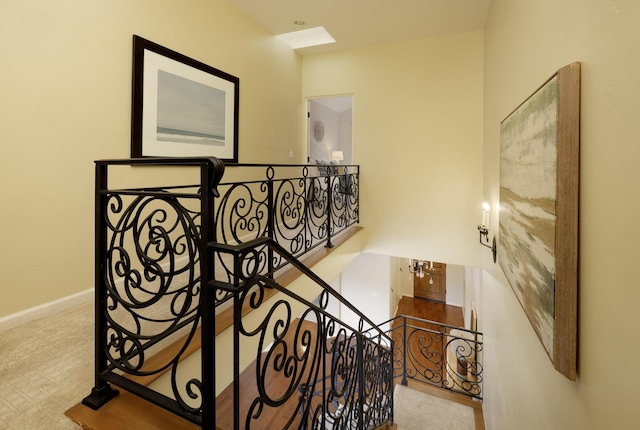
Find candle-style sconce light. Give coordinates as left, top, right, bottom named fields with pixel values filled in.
left=478, top=201, right=497, bottom=263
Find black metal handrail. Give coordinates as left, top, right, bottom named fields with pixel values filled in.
left=372, top=315, right=484, bottom=400
left=82, top=158, right=393, bottom=430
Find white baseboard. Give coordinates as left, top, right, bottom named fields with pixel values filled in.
left=0, top=288, right=94, bottom=333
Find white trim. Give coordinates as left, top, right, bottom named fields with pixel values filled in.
left=0, top=288, right=94, bottom=333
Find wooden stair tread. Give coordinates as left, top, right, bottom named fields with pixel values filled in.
left=65, top=389, right=204, bottom=430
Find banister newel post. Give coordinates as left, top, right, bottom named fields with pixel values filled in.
left=82, top=162, right=119, bottom=410
left=356, top=335, right=364, bottom=430
left=267, top=167, right=275, bottom=277
left=325, top=174, right=334, bottom=248
left=201, top=160, right=220, bottom=429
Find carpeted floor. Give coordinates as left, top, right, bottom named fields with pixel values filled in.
left=394, top=384, right=476, bottom=430
left=0, top=302, right=92, bottom=429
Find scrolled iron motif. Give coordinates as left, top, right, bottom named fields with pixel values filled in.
left=238, top=288, right=324, bottom=428
left=211, top=165, right=360, bottom=286
left=306, top=176, right=330, bottom=243
left=381, top=316, right=484, bottom=400
left=442, top=336, right=484, bottom=397
left=330, top=171, right=359, bottom=233
left=222, top=249, right=391, bottom=429
left=102, top=192, right=203, bottom=412
left=361, top=341, right=393, bottom=428
left=403, top=325, right=445, bottom=384
left=216, top=182, right=269, bottom=246
left=272, top=177, right=308, bottom=256
left=213, top=182, right=270, bottom=285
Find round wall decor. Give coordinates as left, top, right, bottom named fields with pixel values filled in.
left=314, top=121, right=325, bottom=141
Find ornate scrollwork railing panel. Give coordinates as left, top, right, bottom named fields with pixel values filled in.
left=343, top=171, right=360, bottom=227
left=86, top=157, right=224, bottom=425
left=271, top=176, right=309, bottom=265
left=328, top=169, right=359, bottom=236
left=442, top=332, right=484, bottom=397
left=103, top=190, right=204, bottom=412
left=305, top=175, right=330, bottom=247
left=403, top=322, right=447, bottom=385
left=215, top=164, right=359, bottom=260
left=88, top=159, right=364, bottom=427
left=210, top=238, right=393, bottom=430
left=376, top=315, right=484, bottom=401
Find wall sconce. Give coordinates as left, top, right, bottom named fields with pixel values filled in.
left=408, top=259, right=435, bottom=284
left=478, top=201, right=497, bottom=263
left=331, top=150, right=344, bottom=163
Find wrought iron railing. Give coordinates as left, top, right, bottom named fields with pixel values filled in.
left=209, top=237, right=393, bottom=429
left=82, top=158, right=394, bottom=429
left=82, top=157, right=223, bottom=422
left=212, top=163, right=360, bottom=309
left=375, top=315, right=483, bottom=400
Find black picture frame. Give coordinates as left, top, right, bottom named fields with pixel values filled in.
left=131, top=35, right=239, bottom=163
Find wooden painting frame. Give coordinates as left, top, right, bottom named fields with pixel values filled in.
left=131, top=35, right=239, bottom=162
left=498, top=62, right=580, bottom=380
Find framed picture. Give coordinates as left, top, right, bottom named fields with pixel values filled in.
left=131, top=35, right=239, bottom=162
left=498, top=62, right=580, bottom=380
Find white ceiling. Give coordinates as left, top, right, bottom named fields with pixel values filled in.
left=229, top=0, right=492, bottom=55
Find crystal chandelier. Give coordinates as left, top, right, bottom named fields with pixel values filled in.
left=408, top=259, right=435, bottom=284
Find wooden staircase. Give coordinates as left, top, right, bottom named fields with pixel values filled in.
left=65, top=229, right=484, bottom=429
left=66, top=228, right=370, bottom=430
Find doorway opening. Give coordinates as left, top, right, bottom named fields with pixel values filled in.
left=307, top=96, right=353, bottom=165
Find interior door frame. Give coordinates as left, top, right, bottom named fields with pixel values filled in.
left=306, top=95, right=354, bottom=164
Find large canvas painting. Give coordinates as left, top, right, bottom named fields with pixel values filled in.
left=498, top=63, right=580, bottom=380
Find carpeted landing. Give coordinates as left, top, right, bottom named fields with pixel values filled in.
left=394, top=384, right=476, bottom=430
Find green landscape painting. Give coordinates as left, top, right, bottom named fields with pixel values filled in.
left=498, top=76, right=558, bottom=358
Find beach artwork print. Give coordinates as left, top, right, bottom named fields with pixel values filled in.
left=498, top=75, right=558, bottom=358
left=156, top=70, right=226, bottom=147
left=132, top=36, right=239, bottom=162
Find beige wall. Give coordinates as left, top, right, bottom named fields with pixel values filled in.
left=0, top=0, right=302, bottom=318
left=482, top=0, right=640, bottom=428
left=339, top=253, right=392, bottom=331
left=302, top=31, right=484, bottom=268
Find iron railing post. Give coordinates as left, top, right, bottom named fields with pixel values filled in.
left=356, top=335, right=364, bottom=430
left=82, top=162, right=119, bottom=409
left=343, top=166, right=349, bottom=228
left=266, top=167, right=275, bottom=278
left=304, top=168, right=311, bottom=255
left=320, top=308, right=327, bottom=430
left=201, top=161, right=218, bottom=429
left=389, top=335, right=395, bottom=425
left=401, top=317, right=408, bottom=386
left=441, top=325, right=446, bottom=390
left=232, top=252, right=241, bottom=430
left=325, top=173, right=334, bottom=248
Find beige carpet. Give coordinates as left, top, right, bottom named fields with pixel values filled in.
left=0, top=302, right=92, bottom=429
left=394, top=384, right=475, bottom=430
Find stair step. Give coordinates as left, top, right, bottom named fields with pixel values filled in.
left=65, top=388, right=205, bottom=430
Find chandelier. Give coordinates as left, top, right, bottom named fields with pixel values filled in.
left=408, top=259, right=435, bottom=284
